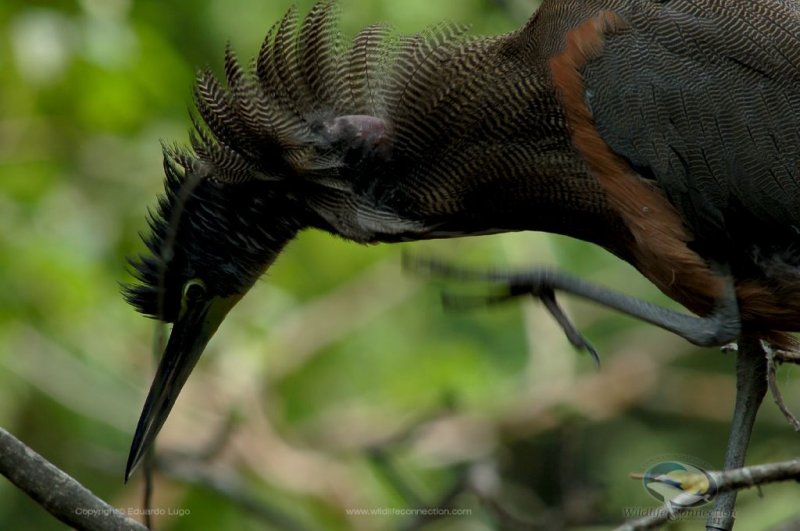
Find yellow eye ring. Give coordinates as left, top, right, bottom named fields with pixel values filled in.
left=182, top=279, right=207, bottom=303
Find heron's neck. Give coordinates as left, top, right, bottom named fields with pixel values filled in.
left=303, top=158, right=634, bottom=261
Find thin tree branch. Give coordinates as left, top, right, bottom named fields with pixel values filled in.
left=135, top=410, right=309, bottom=531
left=142, top=451, right=155, bottom=530
left=0, top=427, right=147, bottom=531
left=765, top=344, right=800, bottom=431
left=367, top=448, right=427, bottom=509
left=470, top=461, right=559, bottom=530
left=773, top=349, right=800, bottom=365
left=402, top=465, right=470, bottom=531
left=616, top=459, right=800, bottom=530
left=155, top=458, right=309, bottom=531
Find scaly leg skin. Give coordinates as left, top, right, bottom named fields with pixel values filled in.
left=705, top=334, right=767, bottom=531
left=405, top=256, right=741, bottom=349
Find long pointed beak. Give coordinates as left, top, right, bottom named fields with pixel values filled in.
left=125, top=294, right=240, bottom=481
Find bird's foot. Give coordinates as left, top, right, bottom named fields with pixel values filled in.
left=405, top=255, right=600, bottom=366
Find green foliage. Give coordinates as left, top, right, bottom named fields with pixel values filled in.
left=0, top=1, right=797, bottom=530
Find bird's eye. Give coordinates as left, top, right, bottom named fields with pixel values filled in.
left=182, top=279, right=207, bottom=303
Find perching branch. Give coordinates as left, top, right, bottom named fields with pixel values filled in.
left=616, top=459, right=800, bottom=530
left=773, top=348, right=800, bottom=365
left=0, top=427, right=147, bottom=531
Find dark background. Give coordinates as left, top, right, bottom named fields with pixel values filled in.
left=0, top=0, right=798, bottom=529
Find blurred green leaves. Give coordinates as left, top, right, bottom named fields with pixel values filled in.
left=1, top=1, right=798, bottom=530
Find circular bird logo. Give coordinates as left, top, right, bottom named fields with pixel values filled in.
left=639, top=461, right=717, bottom=508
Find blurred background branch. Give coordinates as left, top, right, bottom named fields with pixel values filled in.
left=1, top=0, right=798, bottom=530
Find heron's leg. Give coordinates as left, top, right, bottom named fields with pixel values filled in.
left=705, top=334, right=767, bottom=531
left=406, top=256, right=741, bottom=349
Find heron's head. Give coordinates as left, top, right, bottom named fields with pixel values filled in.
left=124, top=147, right=303, bottom=479
left=123, top=0, right=483, bottom=480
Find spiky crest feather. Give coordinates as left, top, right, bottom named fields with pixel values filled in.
left=125, top=0, right=482, bottom=321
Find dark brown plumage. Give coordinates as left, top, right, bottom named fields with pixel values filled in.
left=125, top=0, right=800, bottom=480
